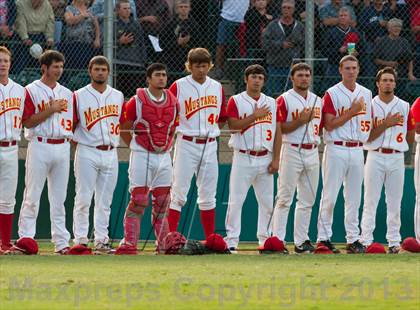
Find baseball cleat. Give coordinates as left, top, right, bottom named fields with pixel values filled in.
left=295, top=240, right=315, bottom=254
left=388, top=246, right=401, bottom=254
left=228, top=247, right=238, bottom=254
left=93, top=243, right=115, bottom=255
left=346, top=241, right=366, bottom=254
left=55, top=247, right=70, bottom=255
left=317, top=240, right=340, bottom=254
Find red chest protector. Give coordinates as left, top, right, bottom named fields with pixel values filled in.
left=134, top=88, right=178, bottom=153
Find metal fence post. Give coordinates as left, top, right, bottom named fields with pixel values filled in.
left=305, top=0, right=315, bottom=90
left=104, top=0, right=114, bottom=86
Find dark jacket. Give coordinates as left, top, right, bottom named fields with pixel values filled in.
left=324, top=25, right=365, bottom=65
left=159, top=16, right=199, bottom=71
left=115, top=16, right=147, bottom=66
left=244, top=7, right=271, bottom=52
left=262, top=18, right=304, bottom=67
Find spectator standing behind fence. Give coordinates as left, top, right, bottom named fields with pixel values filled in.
left=115, top=0, right=147, bottom=97
left=244, top=0, right=272, bottom=58
left=137, top=0, right=170, bottom=62
left=350, top=0, right=370, bottom=21
left=0, top=0, right=16, bottom=42
left=160, top=0, right=199, bottom=72
left=262, top=0, right=304, bottom=97
left=411, top=1, right=420, bottom=77
left=387, top=0, right=411, bottom=38
left=324, top=7, right=364, bottom=77
left=49, top=0, right=66, bottom=44
left=90, top=0, right=137, bottom=22
left=63, top=0, right=100, bottom=69
left=319, top=0, right=357, bottom=28
left=359, top=0, right=392, bottom=76
left=211, top=0, right=249, bottom=80
left=374, top=18, right=416, bottom=95
left=15, top=0, right=54, bottom=73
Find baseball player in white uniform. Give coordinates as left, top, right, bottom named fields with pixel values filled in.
left=273, top=63, right=322, bottom=253
left=361, top=67, right=415, bottom=254
left=167, top=48, right=227, bottom=239
left=17, top=50, right=73, bottom=254
left=224, top=64, right=281, bottom=252
left=116, top=63, right=179, bottom=254
left=316, top=55, right=372, bottom=254
left=72, top=56, right=124, bottom=254
left=0, top=47, right=25, bottom=253
left=408, top=96, right=420, bottom=251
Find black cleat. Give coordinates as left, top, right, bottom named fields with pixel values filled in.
left=295, top=240, right=315, bottom=254
left=346, top=241, right=366, bottom=254
left=317, top=240, right=341, bottom=254
left=388, top=246, right=401, bottom=254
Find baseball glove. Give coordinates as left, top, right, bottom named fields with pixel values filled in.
left=178, top=240, right=208, bottom=255
left=162, top=232, right=187, bottom=254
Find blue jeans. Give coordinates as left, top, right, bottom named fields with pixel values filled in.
left=216, top=18, right=240, bottom=45
left=265, top=66, right=290, bottom=97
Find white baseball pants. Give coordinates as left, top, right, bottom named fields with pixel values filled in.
left=0, top=145, right=18, bottom=214
left=129, top=149, right=172, bottom=190
left=73, top=144, right=118, bottom=246
left=273, top=144, right=319, bottom=246
left=225, top=150, right=274, bottom=248
left=169, top=137, right=218, bottom=212
left=317, top=144, right=364, bottom=244
left=18, top=140, right=71, bottom=251
left=361, top=151, right=404, bottom=247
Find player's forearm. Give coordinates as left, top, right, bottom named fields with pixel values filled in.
left=367, top=123, right=388, bottom=142
left=281, top=119, right=305, bottom=134
left=406, top=130, right=415, bottom=145
left=272, top=124, right=282, bottom=162
left=323, top=111, right=353, bottom=131
left=23, top=109, right=56, bottom=128
left=120, top=121, right=133, bottom=146
left=228, top=115, right=257, bottom=131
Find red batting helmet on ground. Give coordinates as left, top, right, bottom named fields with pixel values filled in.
left=366, top=243, right=386, bottom=254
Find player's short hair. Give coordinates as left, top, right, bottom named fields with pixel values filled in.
left=116, top=0, right=130, bottom=10
left=290, top=62, right=312, bottom=77
left=146, top=63, right=167, bottom=78
left=0, top=46, right=12, bottom=60
left=339, top=55, right=359, bottom=68
left=375, top=67, right=397, bottom=83
left=185, top=48, right=213, bottom=72
left=244, top=64, right=267, bottom=80
left=88, top=56, right=110, bottom=71
left=39, top=50, right=65, bottom=67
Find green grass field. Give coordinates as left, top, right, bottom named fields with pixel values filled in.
left=0, top=243, right=419, bottom=310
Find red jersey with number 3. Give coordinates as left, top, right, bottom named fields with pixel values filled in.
left=169, top=75, right=227, bottom=138
left=365, top=95, right=414, bottom=152
left=227, top=92, right=279, bottom=151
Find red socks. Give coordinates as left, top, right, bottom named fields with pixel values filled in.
left=0, top=213, right=13, bottom=250
left=200, top=209, right=215, bottom=239
left=168, top=209, right=180, bottom=232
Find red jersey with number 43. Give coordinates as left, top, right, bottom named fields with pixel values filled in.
left=123, top=88, right=179, bottom=153
left=227, top=92, right=279, bottom=152
left=364, top=96, right=414, bottom=152
left=169, top=75, right=227, bottom=138
left=22, top=80, right=74, bottom=141
left=73, top=84, right=124, bottom=147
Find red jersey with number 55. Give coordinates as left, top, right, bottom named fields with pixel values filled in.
left=169, top=75, right=227, bottom=138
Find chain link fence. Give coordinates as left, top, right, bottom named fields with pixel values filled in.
left=3, top=0, right=420, bottom=163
